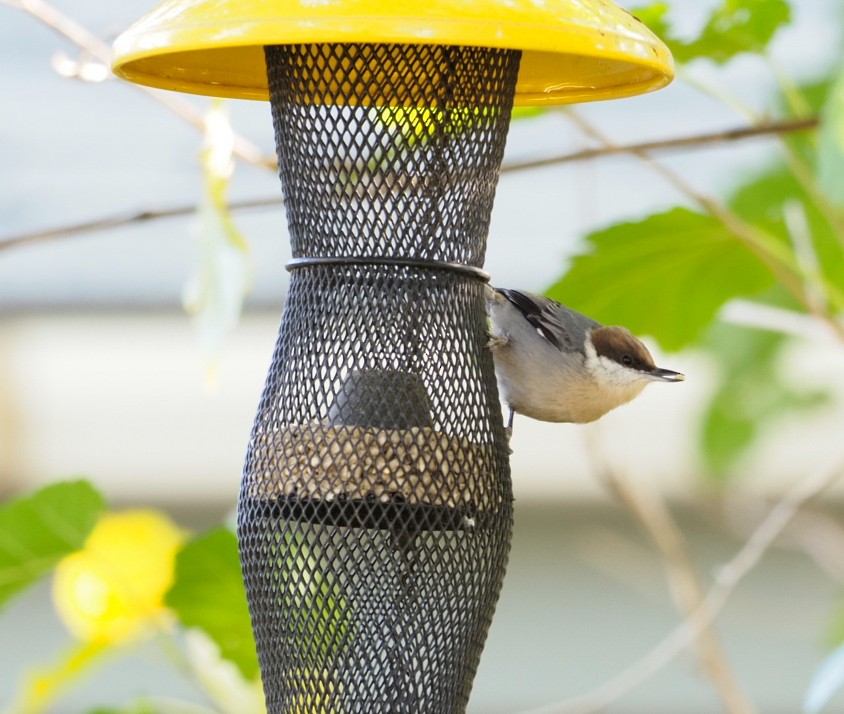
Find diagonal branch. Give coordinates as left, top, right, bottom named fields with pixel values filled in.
left=0, top=197, right=284, bottom=252
left=519, top=454, right=844, bottom=714
left=500, top=116, right=818, bottom=174
left=585, top=428, right=757, bottom=714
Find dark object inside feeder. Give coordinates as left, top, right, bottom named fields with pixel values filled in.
left=328, top=369, right=434, bottom=431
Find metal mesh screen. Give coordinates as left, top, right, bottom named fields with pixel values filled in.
left=238, top=43, right=520, bottom=713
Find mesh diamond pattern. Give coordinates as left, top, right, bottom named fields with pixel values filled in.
left=238, top=43, right=520, bottom=713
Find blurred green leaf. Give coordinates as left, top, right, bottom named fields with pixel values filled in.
left=86, top=701, right=157, bottom=714
left=634, top=0, right=792, bottom=64
left=829, top=601, right=844, bottom=647
left=511, top=106, right=548, bottom=121
left=630, top=3, right=672, bottom=41
left=792, top=77, right=837, bottom=117
left=0, top=480, right=104, bottom=609
left=279, top=530, right=351, bottom=667
left=166, top=528, right=259, bottom=681
left=379, top=105, right=513, bottom=147
left=547, top=207, right=774, bottom=351
left=777, top=76, right=832, bottom=162
left=700, top=320, right=830, bottom=479
left=683, top=0, right=791, bottom=63
left=819, top=63, right=844, bottom=208
left=730, top=165, right=844, bottom=294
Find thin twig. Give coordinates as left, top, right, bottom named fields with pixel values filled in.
left=519, top=454, right=844, bottom=714
left=585, top=429, right=757, bottom=714
left=3, top=0, right=274, bottom=169
left=0, top=197, right=284, bottom=252
left=499, top=116, right=818, bottom=174
left=723, top=499, right=844, bottom=585
left=0, top=119, right=821, bottom=253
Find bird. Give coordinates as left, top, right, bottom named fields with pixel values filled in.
left=485, top=286, right=684, bottom=432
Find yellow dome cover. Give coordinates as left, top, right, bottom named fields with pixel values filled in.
left=112, top=0, right=673, bottom=105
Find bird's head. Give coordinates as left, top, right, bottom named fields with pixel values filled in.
left=584, top=325, right=684, bottom=392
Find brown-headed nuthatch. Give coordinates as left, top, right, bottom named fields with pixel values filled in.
left=486, top=287, right=684, bottom=431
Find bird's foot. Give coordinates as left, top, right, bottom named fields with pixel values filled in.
left=504, top=408, right=514, bottom=454
left=487, top=334, right=508, bottom=351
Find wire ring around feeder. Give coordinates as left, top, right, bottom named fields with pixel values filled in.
left=286, top=256, right=491, bottom=282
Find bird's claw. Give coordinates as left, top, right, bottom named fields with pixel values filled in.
left=487, top=335, right=508, bottom=351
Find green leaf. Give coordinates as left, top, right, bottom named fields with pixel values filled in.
left=547, top=207, right=774, bottom=351
left=511, top=106, right=549, bottom=121
left=819, top=64, right=844, bottom=209
left=276, top=530, right=351, bottom=667
left=0, top=480, right=105, bottom=609
left=791, top=76, right=837, bottom=117
left=699, top=319, right=830, bottom=479
left=687, top=0, right=791, bottom=63
left=629, top=3, right=671, bottom=42
left=165, top=528, right=259, bottom=681
left=635, top=0, right=792, bottom=64
left=769, top=75, right=832, bottom=166
left=730, top=165, right=844, bottom=292
left=828, top=600, right=844, bottom=646
left=86, top=701, right=157, bottom=714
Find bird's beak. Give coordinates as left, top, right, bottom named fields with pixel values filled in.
left=647, top=367, right=685, bottom=383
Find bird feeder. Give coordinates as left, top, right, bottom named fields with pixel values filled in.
left=113, top=2, right=672, bottom=711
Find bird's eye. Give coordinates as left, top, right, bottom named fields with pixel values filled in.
left=621, top=355, right=633, bottom=366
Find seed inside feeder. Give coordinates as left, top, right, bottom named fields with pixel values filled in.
left=245, top=367, right=499, bottom=529
left=246, top=421, right=498, bottom=513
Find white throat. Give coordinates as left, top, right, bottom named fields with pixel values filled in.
left=583, top=337, right=649, bottom=402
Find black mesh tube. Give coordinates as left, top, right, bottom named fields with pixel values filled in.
left=238, top=43, right=520, bottom=713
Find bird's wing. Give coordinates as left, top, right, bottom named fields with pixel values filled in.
left=496, top=288, right=580, bottom=352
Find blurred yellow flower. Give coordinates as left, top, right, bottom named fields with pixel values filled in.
left=52, top=509, right=187, bottom=644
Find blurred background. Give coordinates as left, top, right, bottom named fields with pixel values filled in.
left=2, top=0, right=844, bottom=712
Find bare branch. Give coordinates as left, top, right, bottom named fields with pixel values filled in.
left=724, top=499, right=844, bottom=585
left=499, top=116, right=819, bottom=174
left=519, top=454, right=844, bottom=714
left=0, top=117, right=821, bottom=253
left=0, top=197, right=284, bottom=252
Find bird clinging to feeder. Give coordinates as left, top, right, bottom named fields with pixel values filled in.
left=487, top=287, right=684, bottom=430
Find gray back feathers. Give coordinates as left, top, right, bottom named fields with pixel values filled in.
left=493, top=288, right=600, bottom=354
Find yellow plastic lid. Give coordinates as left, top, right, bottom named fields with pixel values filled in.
left=112, top=0, right=673, bottom=105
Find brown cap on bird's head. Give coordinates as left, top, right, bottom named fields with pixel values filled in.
left=590, top=325, right=685, bottom=382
